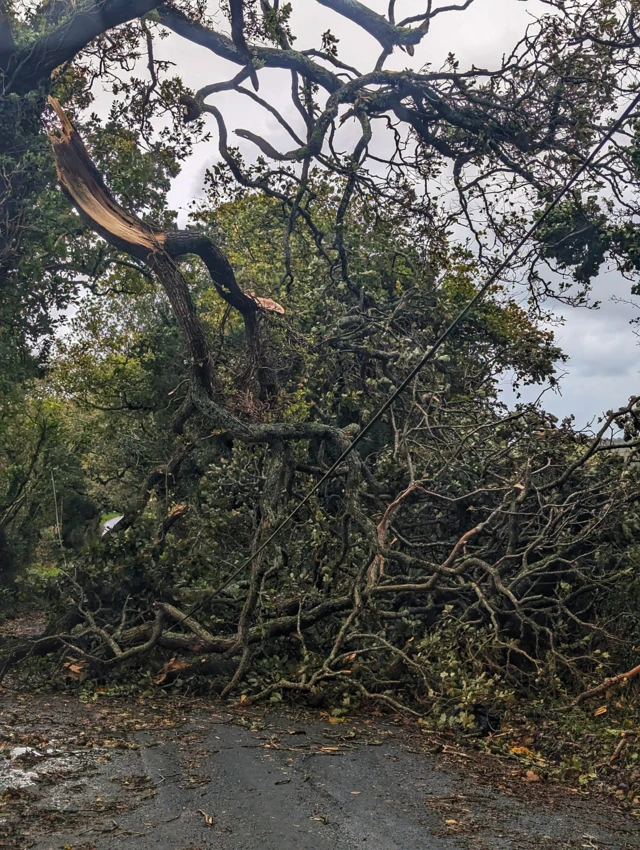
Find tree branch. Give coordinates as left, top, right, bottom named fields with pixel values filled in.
left=3, top=0, right=165, bottom=94
left=157, top=3, right=341, bottom=93
left=229, top=0, right=259, bottom=89
left=315, top=0, right=423, bottom=52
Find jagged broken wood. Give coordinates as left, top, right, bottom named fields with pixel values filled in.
left=48, top=97, right=283, bottom=399
left=48, top=98, right=363, bottom=472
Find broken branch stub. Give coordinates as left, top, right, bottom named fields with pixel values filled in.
left=47, top=97, right=283, bottom=319
left=48, top=98, right=285, bottom=399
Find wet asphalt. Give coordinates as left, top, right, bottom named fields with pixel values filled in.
left=2, top=698, right=640, bottom=850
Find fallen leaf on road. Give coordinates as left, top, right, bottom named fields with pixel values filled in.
left=510, top=745, right=535, bottom=757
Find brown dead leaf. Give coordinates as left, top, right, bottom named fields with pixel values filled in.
left=510, top=745, right=535, bottom=758
left=153, top=656, right=191, bottom=684
left=167, top=502, right=187, bottom=519
left=524, top=770, right=540, bottom=782
left=593, top=705, right=608, bottom=717
left=63, top=659, right=87, bottom=680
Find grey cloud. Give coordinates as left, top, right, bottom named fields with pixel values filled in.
left=146, top=1, right=640, bottom=424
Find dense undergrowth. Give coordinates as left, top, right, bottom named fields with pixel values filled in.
left=2, top=0, right=640, bottom=819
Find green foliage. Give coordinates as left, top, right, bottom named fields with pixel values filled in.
left=3, top=5, right=640, bottom=756
left=0, top=89, right=77, bottom=355
left=535, top=189, right=640, bottom=287
left=535, top=195, right=613, bottom=284
left=0, top=387, right=100, bottom=587
left=0, top=41, right=187, bottom=593
left=29, top=178, right=636, bottom=706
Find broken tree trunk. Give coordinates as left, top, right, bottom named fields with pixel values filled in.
left=48, top=97, right=284, bottom=399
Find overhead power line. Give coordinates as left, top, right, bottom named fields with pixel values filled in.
left=167, top=90, right=640, bottom=633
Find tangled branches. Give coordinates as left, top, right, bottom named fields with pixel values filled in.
left=4, top=1, right=640, bottom=715
left=4, top=350, right=639, bottom=707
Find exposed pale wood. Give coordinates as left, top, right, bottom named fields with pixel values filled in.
left=48, top=97, right=164, bottom=259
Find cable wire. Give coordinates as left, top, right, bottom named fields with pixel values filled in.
left=167, top=90, right=640, bottom=632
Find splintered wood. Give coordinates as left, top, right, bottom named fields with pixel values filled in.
left=48, top=96, right=164, bottom=259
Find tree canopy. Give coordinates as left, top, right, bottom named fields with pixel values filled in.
left=1, top=0, right=640, bottom=722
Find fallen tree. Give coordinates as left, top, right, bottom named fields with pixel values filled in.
left=4, top=0, right=640, bottom=714
left=3, top=101, right=639, bottom=709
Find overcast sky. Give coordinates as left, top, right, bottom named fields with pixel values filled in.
left=140, top=0, right=640, bottom=429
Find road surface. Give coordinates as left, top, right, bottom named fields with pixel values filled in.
left=1, top=694, right=639, bottom=849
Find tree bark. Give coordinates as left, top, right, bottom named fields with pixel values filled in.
left=0, top=1, right=15, bottom=68
left=2, top=0, right=165, bottom=94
